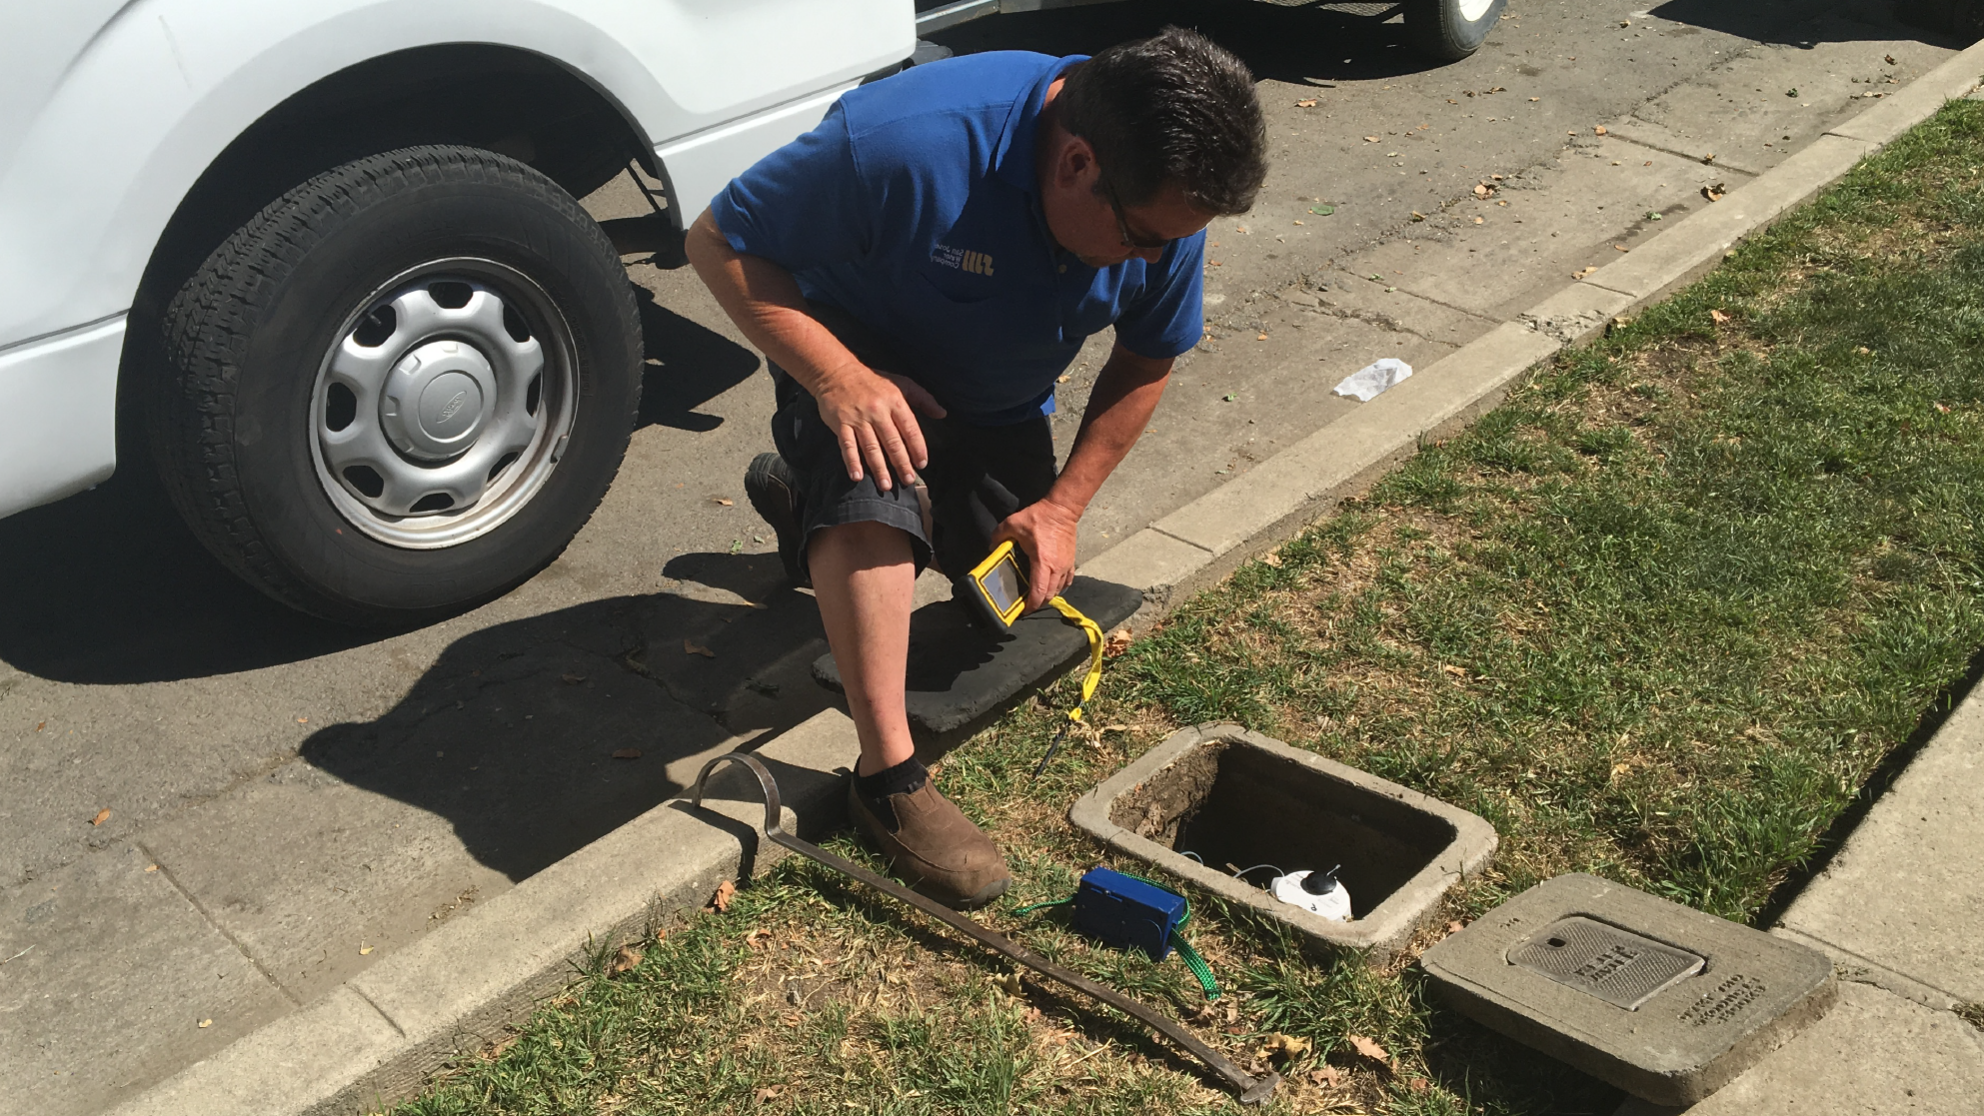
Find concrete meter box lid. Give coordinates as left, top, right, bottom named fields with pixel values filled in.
left=1420, top=873, right=1837, bottom=1106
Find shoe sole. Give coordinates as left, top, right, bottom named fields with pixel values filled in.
left=744, top=452, right=804, bottom=586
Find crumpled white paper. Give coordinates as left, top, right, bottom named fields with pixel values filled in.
left=1333, top=358, right=1413, bottom=402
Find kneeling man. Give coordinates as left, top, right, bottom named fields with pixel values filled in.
left=687, top=28, right=1267, bottom=908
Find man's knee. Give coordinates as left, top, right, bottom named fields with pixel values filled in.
left=809, top=519, right=918, bottom=568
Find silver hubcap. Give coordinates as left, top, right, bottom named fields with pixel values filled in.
left=310, top=260, right=577, bottom=549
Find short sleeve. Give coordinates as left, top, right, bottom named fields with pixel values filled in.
left=707, top=102, right=870, bottom=271
left=1112, top=231, right=1206, bottom=361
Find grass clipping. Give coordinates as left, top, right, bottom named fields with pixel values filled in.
left=397, top=104, right=1984, bottom=1116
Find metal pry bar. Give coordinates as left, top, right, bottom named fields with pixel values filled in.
left=689, top=752, right=1279, bottom=1104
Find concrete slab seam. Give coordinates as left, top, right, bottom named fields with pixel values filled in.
left=1767, top=925, right=1966, bottom=1014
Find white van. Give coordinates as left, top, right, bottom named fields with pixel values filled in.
left=0, top=1, right=915, bottom=623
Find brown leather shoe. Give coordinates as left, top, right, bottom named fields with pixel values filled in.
left=848, top=777, right=1011, bottom=909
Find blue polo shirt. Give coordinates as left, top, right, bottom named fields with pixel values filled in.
left=708, top=51, right=1206, bottom=426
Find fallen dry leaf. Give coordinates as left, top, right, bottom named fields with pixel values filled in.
left=145, top=864, right=159, bottom=873
left=1256, top=333, right=1268, bottom=341
left=1615, top=244, right=1629, bottom=252
left=1448, top=920, right=1467, bottom=934
left=1594, top=125, right=1608, bottom=135
left=1473, top=183, right=1493, bottom=198
left=993, top=971, right=1023, bottom=997
left=1363, top=135, right=1380, bottom=142
left=1409, top=1077, right=1432, bottom=1095
left=1347, top=1034, right=1389, bottom=1062
left=359, top=945, right=374, bottom=956
left=1702, top=182, right=1726, bottom=202
left=1935, top=402, right=1951, bottom=414
left=1103, top=626, right=1133, bottom=657
left=1310, top=1065, right=1345, bottom=1088
left=711, top=497, right=734, bottom=507
left=197, top=1018, right=212, bottom=1029
left=1710, top=308, right=1732, bottom=325
left=1260, top=551, right=1284, bottom=568
left=561, top=672, right=586, bottom=685
left=711, top=879, right=736, bottom=912
left=1574, top=266, right=1598, bottom=279
left=754, top=1087, right=780, bottom=1104
left=1703, top=153, right=1717, bottom=164
left=90, top=808, right=110, bottom=827
left=35, top=721, right=45, bottom=732
left=683, top=639, right=716, bottom=658
left=611, top=748, right=643, bottom=760
left=607, top=944, right=644, bottom=976
left=1261, top=1032, right=1312, bottom=1061
left=745, top=927, right=773, bottom=951
left=1441, top=663, right=1466, bottom=677
left=1102, top=724, right=1128, bottom=733
left=1295, top=98, right=1318, bottom=108
left=1886, top=53, right=1897, bottom=65
left=1410, top=211, right=1426, bottom=221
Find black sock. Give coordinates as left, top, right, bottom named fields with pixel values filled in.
left=855, top=756, right=927, bottom=832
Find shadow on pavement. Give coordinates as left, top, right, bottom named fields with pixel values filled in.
left=633, top=286, right=761, bottom=433
left=0, top=465, right=371, bottom=685
left=1651, top=0, right=1970, bottom=48
left=929, top=0, right=1441, bottom=85
left=300, top=554, right=831, bottom=881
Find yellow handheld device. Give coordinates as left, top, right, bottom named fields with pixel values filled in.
left=962, top=541, right=1109, bottom=778
left=965, top=540, right=1032, bottom=630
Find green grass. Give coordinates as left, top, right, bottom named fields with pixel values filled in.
left=390, top=102, right=1984, bottom=1115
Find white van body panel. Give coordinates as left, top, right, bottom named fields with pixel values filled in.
left=0, top=0, right=912, bottom=517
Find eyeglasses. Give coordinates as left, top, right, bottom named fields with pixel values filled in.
left=1101, top=179, right=1172, bottom=251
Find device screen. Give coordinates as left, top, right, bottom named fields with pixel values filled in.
left=982, top=552, right=1026, bottom=615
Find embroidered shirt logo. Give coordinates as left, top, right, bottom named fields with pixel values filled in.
left=932, top=244, right=994, bottom=277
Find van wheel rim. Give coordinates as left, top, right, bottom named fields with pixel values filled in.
left=309, top=258, right=578, bottom=550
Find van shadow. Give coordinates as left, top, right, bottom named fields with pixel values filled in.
left=929, top=0, right=1440, bottom=85
left=300, top=557, right=833, bottom=881
left=0, top=465, right=372, bottom=685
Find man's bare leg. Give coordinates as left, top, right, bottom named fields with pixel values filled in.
left=808, top=517, right=1011, bottom=907
left=807, top=520, right=917, bottom=777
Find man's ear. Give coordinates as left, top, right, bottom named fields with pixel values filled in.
left=1054, top=134, right=1099, bottom=190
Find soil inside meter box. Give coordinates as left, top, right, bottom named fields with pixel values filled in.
left=1068, top=724, right=1498, bottom=957
left=812, top=575, right=1141, bottom=736
left=1420, top=873, right=1836, bottom=1106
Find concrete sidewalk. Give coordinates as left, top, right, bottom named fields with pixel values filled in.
left=1619, top=685, right=1984, bottom=1115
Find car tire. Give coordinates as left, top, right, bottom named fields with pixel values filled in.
left=148, top=146, right=642, bottom=625
left=1405, top=0, right=1506, bottom=62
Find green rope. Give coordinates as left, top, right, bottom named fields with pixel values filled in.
left=1011, top=877, right=1220, bottom=1000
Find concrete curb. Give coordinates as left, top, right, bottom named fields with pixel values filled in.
left=115, top=36, right=1984, bottom=1116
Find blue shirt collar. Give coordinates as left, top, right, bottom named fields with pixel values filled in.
left=991, top=55, right=1087, bottom=197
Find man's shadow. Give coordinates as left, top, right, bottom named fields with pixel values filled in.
left=298, top=555, right=833, bottom=881
left=0, top=283, right=761, bottom=685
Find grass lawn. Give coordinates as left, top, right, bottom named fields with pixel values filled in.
left=392, top=102, right=1984, bottom=1115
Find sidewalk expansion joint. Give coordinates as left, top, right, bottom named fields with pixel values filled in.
left=1769, top=925, right=1967, bottom=1012
left=1604, top=128, right=1765, bottom=179
left=137, top=840, right=302, bottom=1009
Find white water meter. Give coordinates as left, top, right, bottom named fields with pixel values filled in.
left=1271, top=867, right=1352, bottom=922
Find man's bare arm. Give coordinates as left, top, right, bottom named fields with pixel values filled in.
left=684, top=209, right=942, bottom=489
left=992, top=341, right=1171, bottom=607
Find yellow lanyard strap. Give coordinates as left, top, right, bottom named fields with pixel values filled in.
left=1033, top=595, right=1105, bottom=777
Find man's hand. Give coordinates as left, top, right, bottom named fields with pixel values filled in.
left=814, top=367, right=946, bottom=492
left=992, top=496, right=1082, bottom=611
